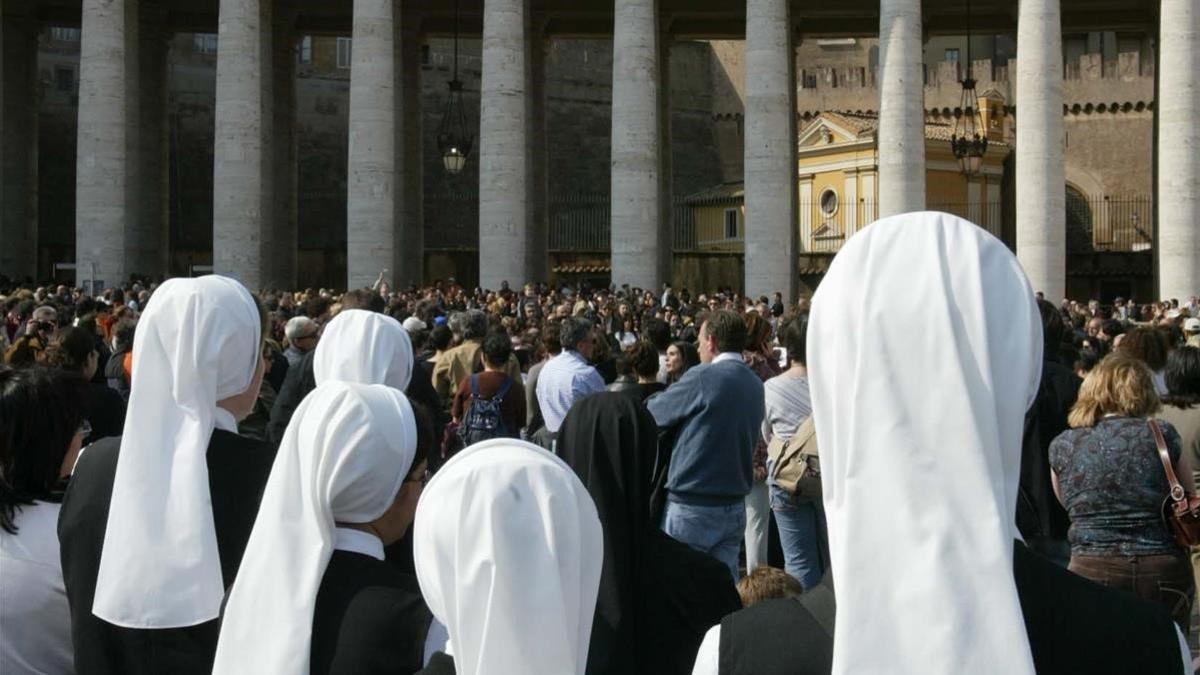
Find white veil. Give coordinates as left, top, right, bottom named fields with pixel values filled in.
left=313, top=309, right=413, bottom=390
left=211, top=382, right=418, bottom=674
left=808, top=212, right=1042, bottom=674
left=413, top=439, right=604, bottom=675
left=92, top=276, right=262, bottom=628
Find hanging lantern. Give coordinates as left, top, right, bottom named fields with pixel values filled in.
left=437, top=0, right=473, bottom=175
left=949, top=0, right=987, bottom=175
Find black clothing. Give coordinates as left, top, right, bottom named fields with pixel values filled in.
left=268, top=350, right=318, bottom=447
left=718, top=574, right=835, bottom=675
left=558, top=393, right=741, bottom=675
left=1018, top=359, right=1080, bottom=542
left=267, top=350, right=290, bottom=394
left=714, top=541, right=1183, bottom=675
left=268, top=349, right=442, bottom=451
left=607, top=378, right=668, bottom=405
left=311, top=550, right=433, bottom=675
left=57, top=430, right=275, bottom=675
left=103, top=347, right=130, bottom=401
left=84, top=382, right=126, bottom=445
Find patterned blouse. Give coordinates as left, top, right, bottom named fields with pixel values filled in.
left=1049, top=416, right=1183, bottom=557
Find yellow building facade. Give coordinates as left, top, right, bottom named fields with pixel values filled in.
left=688, top=95, right=1009, bottom=255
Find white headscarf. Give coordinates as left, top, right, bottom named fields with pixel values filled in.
left=211, top=381, right=418, bottom=674
left=414, top=439, right=603, bottom=675
left=92, top=275, right=262, bottom=628
left=313, top=309, right=413, bottom=390
left=808, top=212, right=1042, bottom=674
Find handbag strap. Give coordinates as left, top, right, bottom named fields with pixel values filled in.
left=1148, top=419, right=1186, bottom=503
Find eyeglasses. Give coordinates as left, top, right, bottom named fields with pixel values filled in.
left=77, top=420, right=93, bottom=438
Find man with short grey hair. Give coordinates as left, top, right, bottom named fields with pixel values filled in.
left=536, top=317, right=605, bottom=441
left=283, top=316, right=319, bottom=367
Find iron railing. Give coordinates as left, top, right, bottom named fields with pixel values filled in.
left=1066, top=194, right=1153, bottom=254
left=546, top=193, right=698, bottom=252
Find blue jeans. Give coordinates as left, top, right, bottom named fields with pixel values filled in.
left=770, top=484, right=825, bottom=589
left=662, top=499, right=746, bottom=581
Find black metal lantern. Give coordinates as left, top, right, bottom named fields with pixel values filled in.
left=437, top=0, right=473, bottom=175
left=949, top=0, right=987, bottom=175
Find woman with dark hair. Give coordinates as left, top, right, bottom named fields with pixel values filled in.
left=0, top=366, right=90, bottom=673
left=557, top=394, right=739, bottom=675
left=664, top=341, right=699, bottom=386
left=1156, top=346, right=1200, bottom=595
left=761, top=314, right=825, bottom=589
left=1117, top=326, right=1171, bottom=395
left=741, top=312, right=783, bottom=575
left=42, top=326, right=126, bottom=445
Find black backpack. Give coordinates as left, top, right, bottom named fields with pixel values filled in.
left=456, top=374, right=513, bottom=448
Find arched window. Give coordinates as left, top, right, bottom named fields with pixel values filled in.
left=1065, top=185, right=1094, bottom=253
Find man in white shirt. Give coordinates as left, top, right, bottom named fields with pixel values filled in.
left=536, top=317, right=605, bottom=439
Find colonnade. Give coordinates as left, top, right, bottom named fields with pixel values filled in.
left=0, top=0, right=1195, bottom=299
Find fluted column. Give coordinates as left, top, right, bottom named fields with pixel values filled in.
left=1015, top=0, right=1065, bottom=299
left=347, top=0, right=399, bottom=290
left=213, top=0, right=273, bottom=289
left=1158, top=0, right=1199, bottom=301
left=398, top=11, right=424, bottom=287
left=610, top=0, right=663, bottom=290
left=877, top=0, right=924, bottom=217
left=76, top=0, right=139, bottom=292
left=479, top=0, right=529, bottom=291
left=1, top=3, right=38, bottom=280
left=744, top=0, right=797, bottom=301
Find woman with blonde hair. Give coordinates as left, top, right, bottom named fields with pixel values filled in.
left=1050, top=351, right=1193, bottom=627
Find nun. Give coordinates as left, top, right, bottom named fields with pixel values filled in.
left=691, top=212, right=1190, bottom=675
left=212, top=381, right=431, bottom=674
left=413, top=439, right=604, bottom=675
left=57, top=276, right=274, bottom=675
left=557, top=393, right=740, bottom=675
left=269, top=308, right=442, bottom=449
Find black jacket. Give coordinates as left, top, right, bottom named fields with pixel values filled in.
left=311, top=550, right=433, bottom=675
left=57, top=430, right=275, bottom=675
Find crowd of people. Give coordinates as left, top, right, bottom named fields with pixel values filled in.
left=1, top=212, right=1199, bottom=675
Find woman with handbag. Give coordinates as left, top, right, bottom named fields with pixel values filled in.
left=1049, top=351, right=1194, bottom=628
left=761, top=315, right=825, bottom=590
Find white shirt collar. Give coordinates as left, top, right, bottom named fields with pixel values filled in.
left=712, top=352, right=742, bottom=365
left=334, top=527, right=385, bottom=560
left=213, top=407, right=239, bottom=433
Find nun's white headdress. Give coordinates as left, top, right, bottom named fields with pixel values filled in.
left=809, top=212, right=1042, bottom=674
left=92, top=275, right=262, bottom=628
left=212, top=381, right=418, bottom=674
left=313, top=309, right=413, bottom=390
left=414, top=439, right=604, bottom=675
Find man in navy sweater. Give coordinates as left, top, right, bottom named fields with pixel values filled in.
left=647, top=310, right=765, bottom=580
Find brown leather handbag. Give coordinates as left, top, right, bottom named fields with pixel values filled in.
left=1150, top=419, right=1200, bottom=547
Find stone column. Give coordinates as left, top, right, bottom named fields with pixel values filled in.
left=1157, top=0, right=1199, bottom=301
left=347, top=0, right=399, bottom=291
left=743, top=0, right=797, bottom=301
left=610, top=0, right=662, bottom=290
left=271, top=9, right=297, bottom=289
left=76, top=0, right=139, bottom=292
left=1, top=4, right=39, bottom=280
left=213, top=0, right=274, bottom=289
left=479, top=0, right=529, bottom=291
left=1015, top=0, right=1065, bottom=299
left=877, top=0, right=925, bottom=217
left=525, top=21, right=548, bottom=285
left=133, top=1, right=169, bottom=279
left=397, top=12, right=424, bottom=287
left=657, top=32, right=673, bottom=287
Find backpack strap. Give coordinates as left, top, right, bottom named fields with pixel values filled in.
left=494, top=377, right=513, bottom=401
